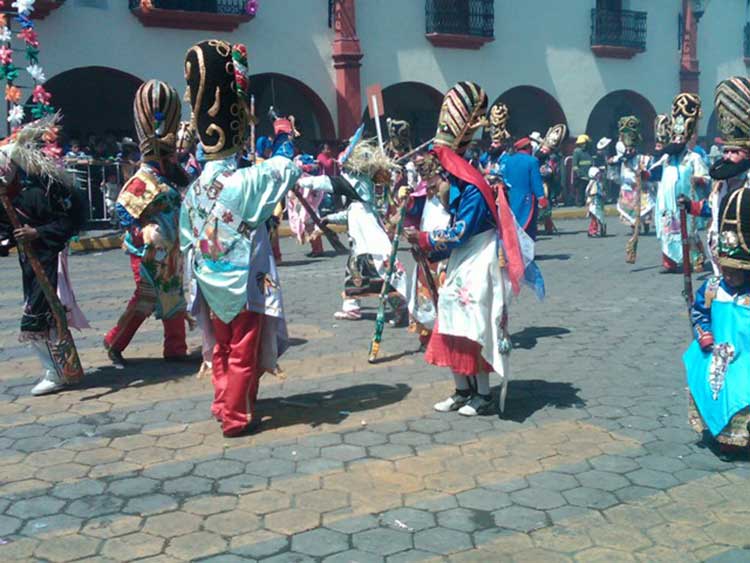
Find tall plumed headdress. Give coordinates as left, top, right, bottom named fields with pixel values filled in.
left=718, top=187, right=750, bottom=269
left=654, top=114, right=671, bottom=145
left=487, top=102, right=510, bottom=143
left=175, top=120, right=197, bottom=155
left=714, top=77, right=750, bottom=150
left=342, top=137, right=399, bottom=179
left=617, top=115, right=642, bottom=149
left=669, top=92, right=701, bottom=145
left=541, top=123, right=567, bottom=152
left=386, top=118, right=412, bottom=154
left=184, top=40, right=251, bottom=161
left=134, top=80, right=181, bottom=159
left=434, top=81, right=488, bottom=155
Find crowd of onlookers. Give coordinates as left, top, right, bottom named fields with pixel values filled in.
left=62, top=133, right=141, bottom=164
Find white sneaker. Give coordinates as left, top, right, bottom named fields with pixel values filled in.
left=334, top=309, right=362, bottom=320
left=434, top=393, right=470, bottom=413
left=458, top=395, right=494, bottom=417
left=31, top=372, right=65, bottom=396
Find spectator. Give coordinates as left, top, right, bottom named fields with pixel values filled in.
left=571, top=135, right=593, bottom=206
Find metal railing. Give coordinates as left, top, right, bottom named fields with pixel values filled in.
left=65, top=159, right=136, bottom=228
left=128, top=0, right=249, bottom=15
left=425, top=0, right=494, bottom=38
left=590, top=8, right=647, bottom=51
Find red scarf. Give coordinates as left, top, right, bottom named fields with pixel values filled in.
left=433, top=145, right=524, bottom=295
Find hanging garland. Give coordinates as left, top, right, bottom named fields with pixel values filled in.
left=0, top=0, right=60, bottom=158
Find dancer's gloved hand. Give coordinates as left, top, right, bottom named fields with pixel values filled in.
left=403, top=226, right=420, bottom=245
left=677, top=195, right=692, bottom=210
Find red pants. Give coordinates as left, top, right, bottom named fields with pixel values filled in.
left=588, top=217, right=603, bottom=237
left=211, top=310, right=265, bottom=436
left=425, top=319, right=492, bottom=376
left=104, top=254, right=187, bottom=357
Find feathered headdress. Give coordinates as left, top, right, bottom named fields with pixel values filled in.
left=0, top=113, right=73, bottom=187
left=342, top=137, right=399, bottom=178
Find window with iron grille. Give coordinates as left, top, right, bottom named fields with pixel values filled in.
left=590, top=8, right=647, bottom=51
left=425, top=0, right=494, bottom=39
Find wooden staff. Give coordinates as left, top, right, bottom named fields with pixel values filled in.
left=679, top=207, right=694, bottom=310
left=249, top=95, right=256, bottom=165
left=0, top=187, right=84, bottom=384
left=625, top=156, right=644, bottom=264
left=368, top=198, right=409, bottom=363
left=292, top=186, right=347, bottom=253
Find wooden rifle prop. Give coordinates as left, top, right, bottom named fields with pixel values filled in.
left=249, top=94, right=256, bottom=165
left=625, top=155, right=645, bottom=264
left=411, top=248, right=439, bottom=309
left=679, top=207, right=694, bottom=311
left=292, top=185, right=347, bottom=253
left=368, top=183, right=409, bottom=364
left=0, top=182, right=84, bottom=384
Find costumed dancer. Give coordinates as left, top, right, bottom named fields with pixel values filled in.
left=685, top=187, right=750, bottom=458
left=179, top=40, right=301, bottom=437
left=615, top=116, right=655, bottom=234
left=0, top=116, right=87, bottom=396
left=297, top=128, right=408, bottom=323
left=404, top=81, right=525, bottom=417
left=652, top=93, right=709, bottom=273
left=586, top=166, right=607, bottom=237
left=536, top=124, right=567, bottom=235
left=679, top=78, right=750, bottom=276
left=479, top=102, right=510, bottom=182
left=287, top=152, right=326, bottom=257
left=405, top=151, right=451, bottom=347
left=503, top=137, right=547, bottom=241
left=103, top=80, right=189, bottom=368
left=176, top=120, right=202, bottom=182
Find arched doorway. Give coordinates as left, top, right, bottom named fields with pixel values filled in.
left=494, top=86, right=568, bottom=142
left=249, top=73, right=335, bottom=154
left=586, top=90, right=657, bottom=150
left=44, top=66, right=143, bottom=144
left=361, top=82, right=443, bottom=147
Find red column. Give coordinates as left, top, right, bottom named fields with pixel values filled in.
left=332, top=0, right=363, bottom=139
left=680, top=0, right=700, bottom=94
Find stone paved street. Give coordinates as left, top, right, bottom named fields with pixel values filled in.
left=1, top=218, right=749, bottom=562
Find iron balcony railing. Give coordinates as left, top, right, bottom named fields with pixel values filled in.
left=425, top=0, right=494, bottom=39
left=590, top=8, right=647, bottom=51
left=128, top=0, right=248, bottom=15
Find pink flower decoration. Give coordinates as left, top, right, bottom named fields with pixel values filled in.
left=246, top=0, right=258, bottom=15
left=42, top=143, right=62, bottom=160
left=18, top=28, right=38, bottom=47
left=0, top=45, right=12, bottom=65
left=32, top=84, right=50, bottom=105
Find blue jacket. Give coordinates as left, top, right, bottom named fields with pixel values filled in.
left=503, top=152, right=544, bottom=228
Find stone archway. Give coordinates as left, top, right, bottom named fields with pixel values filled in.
left=494, top=85, right=568, bottom=142
left=249, top=73, right=336, bottom=154
left=43, top=66, right=144, bottom=143
left=586, top=89, right=657, bottom=150
left=361, top=81, right=444, bottom=146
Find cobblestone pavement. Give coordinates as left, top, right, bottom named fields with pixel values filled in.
left=0, top=219, right=748, bottom=562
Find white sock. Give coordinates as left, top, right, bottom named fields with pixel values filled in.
left=476, top=373, right=490, bottom=396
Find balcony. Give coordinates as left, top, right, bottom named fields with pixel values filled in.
left=425, top=0, right=494, bottom=50
left=745, top=23, right=750, bottom=65
left=129, top=0, right=255, bottom=32
left=590, top=8, right=647, bottom=59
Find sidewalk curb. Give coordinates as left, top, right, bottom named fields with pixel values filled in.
left=70, top=207, right=617, bottom=253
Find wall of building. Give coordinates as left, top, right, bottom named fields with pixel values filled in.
left=33, top=0, right=337, bottom=124
left=26, top=0, right=750, bottom=143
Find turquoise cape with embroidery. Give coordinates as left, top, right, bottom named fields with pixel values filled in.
left=684, top=299, right=750, bottom=437
left=179, top=156, right=301, bottom=323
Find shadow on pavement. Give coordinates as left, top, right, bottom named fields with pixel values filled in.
left=78, top=356, right=201, bottom=401
left=536, top=253, right=571, bottom=261
left=263, top=383, right=412, bottom=429
left=499, top=379, right=585, bottom=423
left=511, top=326, right=571, bottom=350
